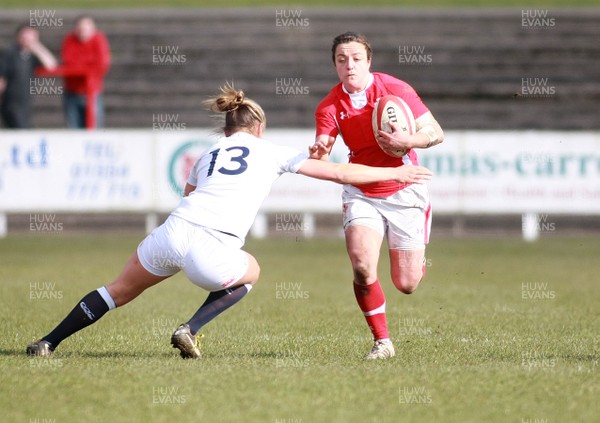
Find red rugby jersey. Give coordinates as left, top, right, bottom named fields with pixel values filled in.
left=315, top=72, right=429, bottom=197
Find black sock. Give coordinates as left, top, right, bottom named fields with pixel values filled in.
left=43, top=289, right=113, bottom=349
left=187, top=284, right=251, bottom=335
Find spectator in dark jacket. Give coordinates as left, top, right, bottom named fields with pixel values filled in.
left=0, top=24, right=57, bottom=129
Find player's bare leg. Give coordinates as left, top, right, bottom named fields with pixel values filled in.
left=27, top=252, right=166, bottom=356
left=172, top=252, right=260, bottom=359
left=346, top=225, right=382, bottom=286
left=345, top=225, right=395, bottom=360
left=106, top=252, right=168, bottom=306
left=232, top=252, right=260, bottom=287
left=389, top=248, right=426, bottom=294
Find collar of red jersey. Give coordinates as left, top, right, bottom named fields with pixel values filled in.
left=342, top=73, right=374, bottom=95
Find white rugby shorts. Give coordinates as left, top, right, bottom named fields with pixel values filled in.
left=137, top=215, right=249, bottom=291
left=342, top=183, right=432, bottom=250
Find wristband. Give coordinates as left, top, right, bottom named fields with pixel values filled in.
left=417, top=124, right=438, bottom=143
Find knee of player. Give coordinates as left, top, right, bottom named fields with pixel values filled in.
left=352, top=263, right=374, bottom=285
left=393, top=275, right=421, bottom=294
left=247, top=262, right=261, bottom=285
left=397, top=284, right=418, bottom=295
left=242, top=254, right=261, bottom=285
left=254, top=263, right=261, bottom=280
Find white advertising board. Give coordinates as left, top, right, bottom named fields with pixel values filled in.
left=1, top=130, right=599, bottom=215
left=419, top=131, right=600, bottom=214
left=0, top=130, right=152, bottom=211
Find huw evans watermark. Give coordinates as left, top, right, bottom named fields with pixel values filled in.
left=30, top=9, right=63, bottom=29
left=398, top=45, right=432, bottom=65
left=152, top=113, right=186, bottom=130
left=275, top=9, right=309, bottom=28
left=518, top=151, right=554, bottom=168
left=521, top=213, right=556, bottom=233
left=399, top=317, right=432, bottom=336
left=149, top=317, right=180, bottom=337
left=275, top=281, right=309, bottom=300
left=29, top=357, right=63, bottom=370
left=521, top=282, right=556, bottom=300
left=275, top=349, right=310, bottom=368
left=519, top=78, right=556, bottom=98
left=521, top=351, right=557, bottom=370
left=30, top=281, right=63, bottom=300
left=152, top=386, right=188, bottom=404
left=30, top=78, right=63, bottom=96
left=521, top=10, right=555, bottom=29
left=29, top=417, right=58, bottom=423
left=275, top=78, right=310, bottom=96
left=151, top=250, right=185, bottom=270
left=520, top=417, right=550, bottom=423
left=152, top=45, right=187, bottom=65
left=30, top=214, right=63, bottom=232
left=274, top=213, right=311, bottom=233
left=399, top=386, right=433, bottom=405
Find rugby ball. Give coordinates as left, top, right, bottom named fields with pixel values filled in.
left=372, top=95, right=416, bottom=157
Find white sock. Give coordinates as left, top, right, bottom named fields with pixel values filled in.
left=97, top=286, right=117, bottom=310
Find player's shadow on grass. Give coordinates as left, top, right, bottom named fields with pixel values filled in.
left=73, top=351, right=176, bottom=359
left=2, top=347, right=279, bottom=359
left=3, top=348, right=177, bottom=359
left=1, top=348, right=29, bottom=357
left=247, top=351, right=280, bottom=358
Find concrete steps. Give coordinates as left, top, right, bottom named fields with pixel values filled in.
left=1, top=7, right=598, bottom=129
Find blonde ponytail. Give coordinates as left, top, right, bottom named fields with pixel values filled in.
left=204, top=82, right=266, bottom=136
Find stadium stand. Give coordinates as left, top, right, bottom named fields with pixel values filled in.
left=0, top=8, right=598, bottom=130
left=2, top=8, right=599, bottom=236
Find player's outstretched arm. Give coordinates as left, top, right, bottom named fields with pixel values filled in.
left=308, top=135, right=335, bottom=161
left=297, top=159, right=432, bottom=185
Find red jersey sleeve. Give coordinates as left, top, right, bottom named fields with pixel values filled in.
left=315, top=88, right=340, bottom=139
left=377, top=73, right=429, bottom=120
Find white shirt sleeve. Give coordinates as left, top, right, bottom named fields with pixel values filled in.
left=273, top=145, right=309, bottom=175
left=187, top=158, right=202, bottom=186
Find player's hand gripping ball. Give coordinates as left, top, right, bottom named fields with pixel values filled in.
left=372, top=95, right=416, bottom=157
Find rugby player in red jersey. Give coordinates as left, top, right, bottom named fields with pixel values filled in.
left=26, top=83, right=432, bottom=359
left=310, top=32, right=444, bottom=360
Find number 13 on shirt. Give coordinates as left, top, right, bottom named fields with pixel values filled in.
left=207, top=146, right=250, bottom=176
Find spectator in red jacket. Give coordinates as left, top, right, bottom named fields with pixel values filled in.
left=61, top=15, right=110, bottom=128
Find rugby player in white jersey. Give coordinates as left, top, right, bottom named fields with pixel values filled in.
left=26, top=83, right=432, bottom=359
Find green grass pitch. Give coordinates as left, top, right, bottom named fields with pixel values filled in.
left=0, top=234, right=598, bottom=422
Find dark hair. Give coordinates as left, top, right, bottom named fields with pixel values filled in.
left=331, top=32, right=373, bottom=63
left=204, top=82, right=266, bottom=136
